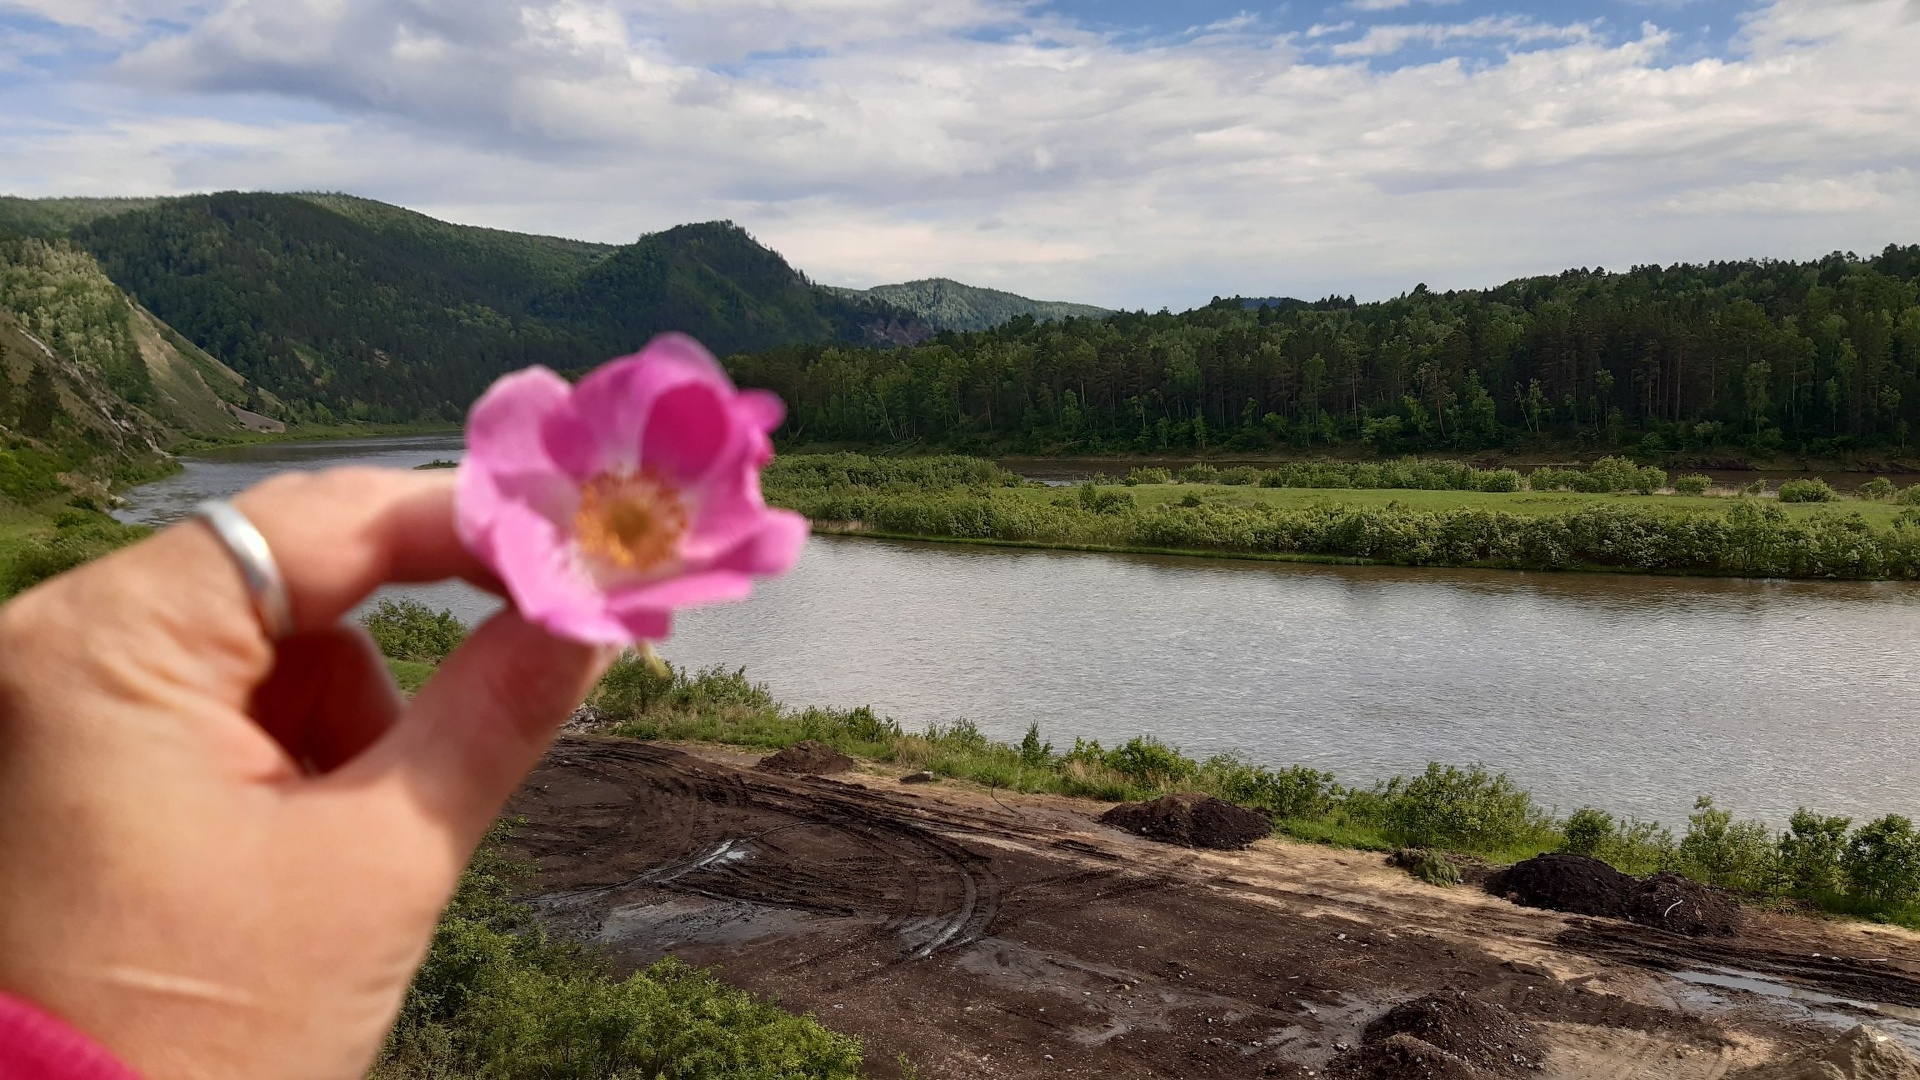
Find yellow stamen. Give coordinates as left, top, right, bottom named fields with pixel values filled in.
left=573, top=470, right=687, bottom=574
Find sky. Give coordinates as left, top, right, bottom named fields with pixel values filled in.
left=0, top=0, right=1916, bottom=310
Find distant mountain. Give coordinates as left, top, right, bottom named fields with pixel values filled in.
left=831, top=278, right=1110, bottom=333
left=20, top=192, right=929, bottom=424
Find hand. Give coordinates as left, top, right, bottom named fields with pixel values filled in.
left=0, top=468, right=608, bottom=1080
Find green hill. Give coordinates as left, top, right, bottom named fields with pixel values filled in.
left=52, top=193, right=928, bottom=423
left=831, top=278, right=1110, bottom=332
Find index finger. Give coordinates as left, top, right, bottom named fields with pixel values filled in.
left=227, top=468, right=494, bottom=634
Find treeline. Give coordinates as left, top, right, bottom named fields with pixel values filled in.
left=732, top=245, right=1920, bottom=455
left=764, top=454, right=1920, bottom=579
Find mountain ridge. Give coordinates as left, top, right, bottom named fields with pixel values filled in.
left=829, top=278, right=1111, bottom=333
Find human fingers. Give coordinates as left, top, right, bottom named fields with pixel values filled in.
left=344, top=609, right=607, bottom=843
left=229, top=469, right=491, bottom=634
left=249, top=626, right=404, bottom=774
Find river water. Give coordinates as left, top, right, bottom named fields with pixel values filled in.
left=119, top=436, right=1920, bottom=828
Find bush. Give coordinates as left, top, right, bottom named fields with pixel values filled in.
left=1176, top=463, right=1220, bottom=484
left=1858, top=477, right=1897, bottom=501
left=1217, top=466, right=1263, bottom=486
left=1075, top=483, right=1132, bottom=515
left=1673, top=475, right=1713, bottom=496
left=1897, top=485, right=1920, bottom=506
left=1103, top=736, right=1197, bottom=788
left=378, top=826, right=863, bottom=1079
left=1529, top=457, right=1666, bottom=494
left=1123, top=467, right=1173, bottom=486
left=597, top=657, right=777, bottom=721
left=1778, top=478, right=1839, bottom=503
left=1378, top=764, right=1548, bottom=854
left=361, top=599, right=469, bottom=663
left=1560, top=807, right=1614, bottom=857
left=1677, top=797, right=1777, bottom=892
left=1777, top=809, right=1852, bottom=898
left=1844, top=815, right=1920, bottom=904
left=1202, top=757, right=1336, bottom=820
left=1740, top=479, right=1770, bottom=496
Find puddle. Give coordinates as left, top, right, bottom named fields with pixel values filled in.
left=1670, top=966, right=1920, bottom=1052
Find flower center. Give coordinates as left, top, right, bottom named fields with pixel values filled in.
left=573, top=470, right=688, bottom=574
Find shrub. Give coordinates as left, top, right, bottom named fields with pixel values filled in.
left=1672, top=475, right=1713, bottom=496
left=1677, top=796, right=1777, bottom=892
left=1560, top=807, right=1614, bottom=857
left=1176, top=463, right=1220, bottom=484
left=1378, top=763, right=1548, bottom=854
left=1740, top=479, right=1770, bottom=496
left=1777, top=809, right=1852, bottom=897
left=1103, top=736, right=1198, bottom=788
left=1075, top=483, right=1133, bottom=515
left=1123, top=467, right=1173, bottom=486
left=1844, top=815, right=1920, bottom=904
left=1778, top=478, right=1839, bottom=503
left=1202, top=756, right=1336, bottom=820
left=1897, top=485, right=1920, bottom=506
left=1217, top=466, right=1263, bottom=486
left=361, top=599, right=469, bottom=663
left=596, top=658, right=778, bottom=721
left=1858, top=477, right=1897, bottom=501
left=1405, top=851, right=1463, bottom=887
left=1018, top=723, right=1053, bottom=767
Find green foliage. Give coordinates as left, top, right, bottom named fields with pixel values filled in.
left=0, top=237, right=153, bottom=402
left=1777, top=809, right=1853, bottom=898
left=829, top=278, right=1110, bottom=333
left=1844, top=815, right=1920, bottom=904
left=1177, top=463, right=1220, bottom=484
left=1561, top=807, right=1614, bottom=857
left=0, top=508, right=146, bottom=599
left=1404, top=851, right=1464, bottom=887
left=1200, top=756, right=1336, bottom=820
left=1677, top=797, right=1778, bottom=893
left=1123, top=467, right=1172, bottom=486
left=1778, top=478, right=1840, bottom=503
left=377, top=825, right=863, bottom=1079
left=1253, top=458, right=1519, bottom=493
left=1897, top=485, right=1920, bottom=506
left=771, top=456, right=1920, bottom=580
left=1377, top=763, right=1553, bottom=854
left=360, top=599, right=469, bottom=663
left=1074, top=482, right=1132, bottom=515
left=1858, top=477, right=1897, bottom=500
left=1673, top=474, right=1713, bottom=496
left=1527, top=457, right=1667, bottom=494
left=1102, top=736, right=1197, bottom=788
left=1018, top=723, right=1053, bottom=767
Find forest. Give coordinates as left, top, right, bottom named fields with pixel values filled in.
left=734, top=245, right=1920, bottom=457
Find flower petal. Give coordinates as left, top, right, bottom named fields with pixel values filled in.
left=489, top=503, right=631, bottom=646
left=642, top=380, right=734, bottom=488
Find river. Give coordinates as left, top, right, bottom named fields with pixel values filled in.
left=119, top=436, right=1920, bottom=828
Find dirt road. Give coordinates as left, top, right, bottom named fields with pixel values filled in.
left=507, top=737, right=1920, bottom=1079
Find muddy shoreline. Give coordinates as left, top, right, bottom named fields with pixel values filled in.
left=508, top=737, right=1920, bottom=1078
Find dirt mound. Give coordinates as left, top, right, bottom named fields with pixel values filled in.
left=1486, top=854, right=1738, bottom=936
left=1361, top=990, right=1545, bottom=1076
left=1328, top=1033, right=1490, bottom=1079
left=1734, top=1026, right=1920, bottom=1080
left=1630, top=871, right=1740, bottom=936
left=755, top=740, right=854, bottom=776
left=1097, top=792, right=1271, bottom=850
left=1486, top=853, right=1633, bottom=917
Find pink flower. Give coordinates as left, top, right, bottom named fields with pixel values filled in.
left=455, top=334, right=807, bottom=646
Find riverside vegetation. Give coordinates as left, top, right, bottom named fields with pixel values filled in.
left=363, top=599, right=1920, bottom=943
left=765, top=453, right=1920, bottom=580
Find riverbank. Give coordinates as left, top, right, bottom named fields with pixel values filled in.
left=513, top=735, right=1920, bottom=1079
left=766, top=454, right=1920, bottom=580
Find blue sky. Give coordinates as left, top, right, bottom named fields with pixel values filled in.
left=0, top=0, right=1916, bottom=309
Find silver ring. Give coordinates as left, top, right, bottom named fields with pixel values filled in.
left=192, top=500, right=294, bottom=640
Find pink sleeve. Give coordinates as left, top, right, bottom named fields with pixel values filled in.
left=0, top=992, right=141, bottom=1080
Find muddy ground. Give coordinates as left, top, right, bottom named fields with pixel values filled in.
left=508, top=737, right=1920, bottom=1079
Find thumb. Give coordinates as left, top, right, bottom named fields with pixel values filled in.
left=355, top=609, right=610, bottom=842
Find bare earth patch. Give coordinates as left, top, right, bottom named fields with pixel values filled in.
left=510, top=737, right=1920, bottom=1079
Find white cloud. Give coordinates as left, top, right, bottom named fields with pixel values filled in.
left=2, top=0, right=1918, bottom=309
left=1327, top=15, right=1598, bottom=57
